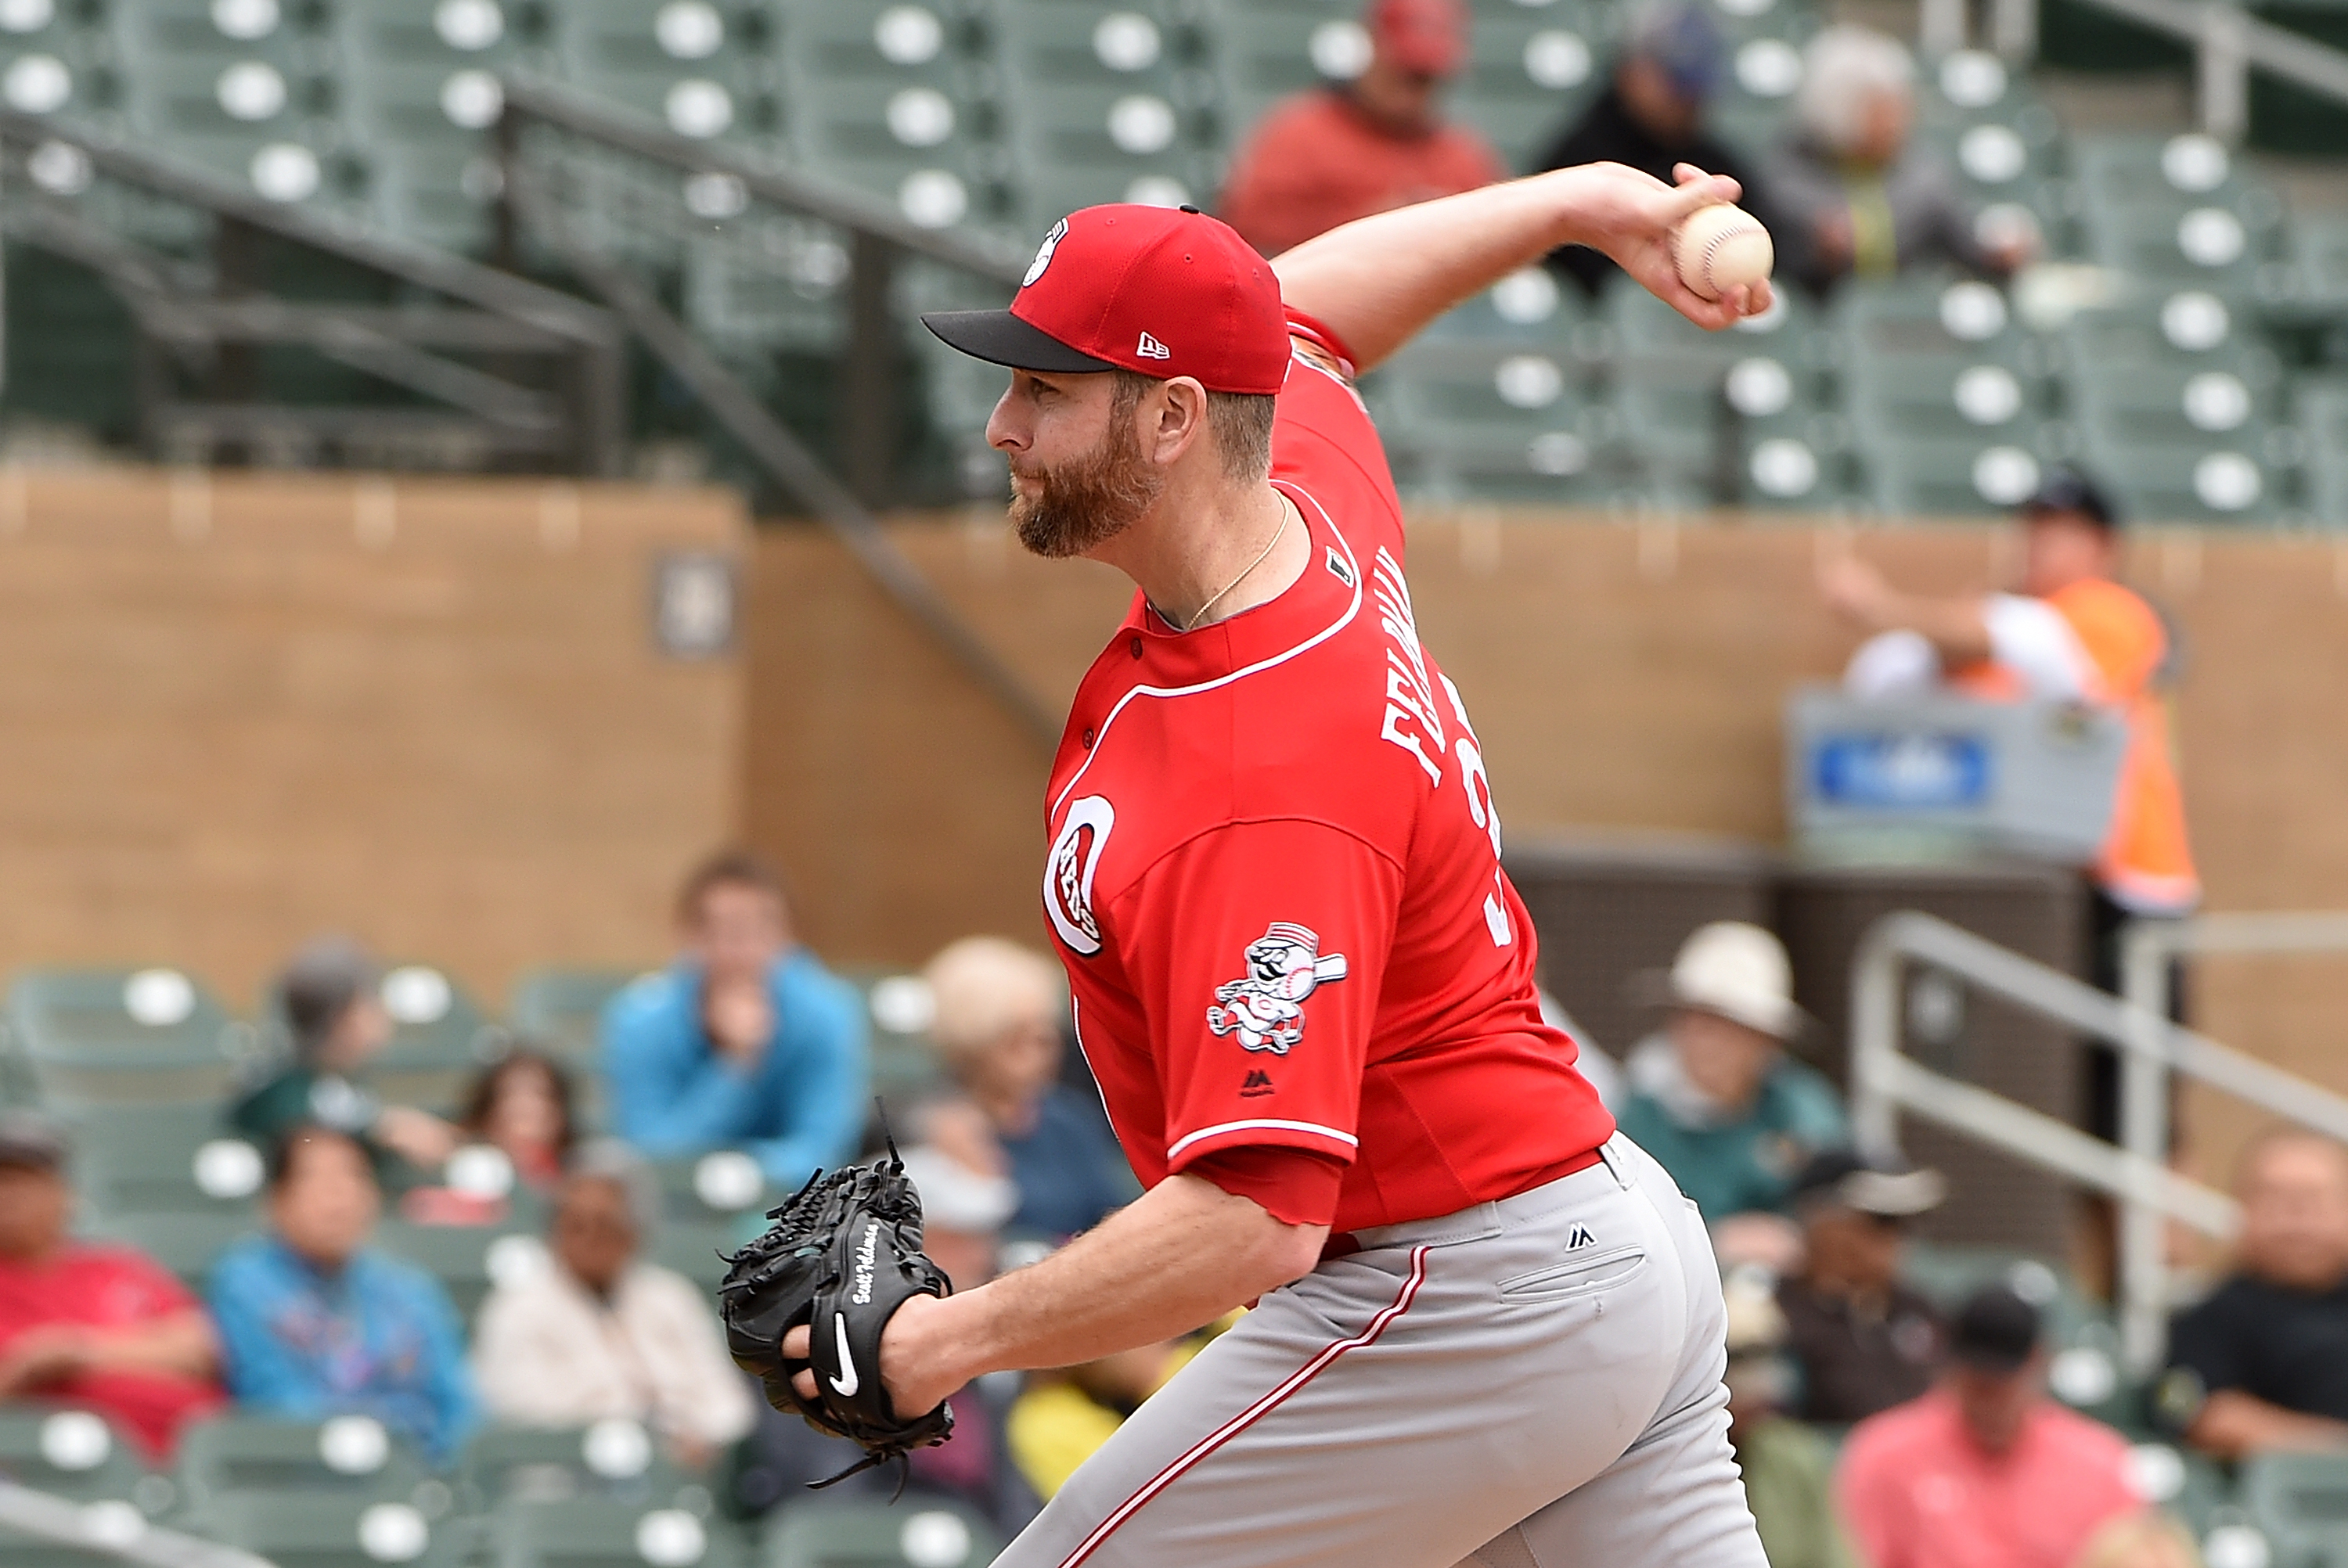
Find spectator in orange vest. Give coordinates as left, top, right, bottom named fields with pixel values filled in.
left=1217, top=0, right=1506, bottom=258
left=1820, top=471, right=2200, bottom=1138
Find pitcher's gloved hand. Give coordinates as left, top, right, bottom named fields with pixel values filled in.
left=719, top=1147, right=954, bottom=1485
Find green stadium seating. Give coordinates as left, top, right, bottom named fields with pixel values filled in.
left=63, top=1102, right=265, bottom=1219
left=1448, top=2, right=1603, bottom=170
left=2242, top=1452, right=2348, bottom=1568
left=508, top=966, right=641, bottom=1125
left=0, top=1407, right=155, bottom=1503
left=649, top=1219, right=739, bottom=1295
left=764, top=1500, right=1003, bottom=1568
left=459, top=1423, right=694, bottom=1512
left=2075, top=437, right=2285, bottom=523
left=110, top=0, right=333, bottom=202
left=372, top=1221, right=543, bottom=1324
left=1195, top=0, right=1355, bottom=148
left=4, top=968, right=250, bottom=1106
left=1843, top=351, right=2047, bottom=444
left=2296, top=379, right=2348, bottom=523
left=363, top=966, right=502, bottom=1114
left=192, top=1491, right=463, bottom=1568
left=769, top=0, right=972, bottom=95
left=492, top=1496, right=744, bottom=1568
left=1866, top=432, right=2053, bottom=517
left=81, top=1210, right=255, bottom=1290
left=1421, top=266, right=1585, bottom=345
left=333, top=0, right=524, bottom=250
left=553, top=0, right=772, bottom=146
left=1000, top=78, right=1208, bottom=229
left=178, top=1416, right=431, bottom=1510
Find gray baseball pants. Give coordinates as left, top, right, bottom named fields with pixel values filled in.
left=994, top=1134, right=1766, bottom=1568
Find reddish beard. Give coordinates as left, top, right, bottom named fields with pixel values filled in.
left=1007, top=404, right=1165, bottom=559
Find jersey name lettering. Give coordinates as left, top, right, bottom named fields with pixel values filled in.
left=1372, top=547, right=1446, bottom=786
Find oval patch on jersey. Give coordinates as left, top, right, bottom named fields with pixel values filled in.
left=1044, top=794, right=1115, bottom=955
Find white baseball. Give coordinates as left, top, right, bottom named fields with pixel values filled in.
left=1670, top=203, right=1774, bottom=301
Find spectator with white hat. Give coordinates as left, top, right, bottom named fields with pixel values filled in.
left=1615, top=922, right=1849, bottom=1230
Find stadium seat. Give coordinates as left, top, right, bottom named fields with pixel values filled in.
left=0, top=0, right=105, bottom=123
left=1865, top=432, right=2054, bottom=517
left=1195, top=0, right=1356, bottom=149
left=2075, top=437, right=2285, bottom=523
left=110, top=0, right=335, bottom=201
left=362, top=965, right=501, bottom=1114
left=65, top=1102, right=265, bottom=1218
left=1421, top=265, right=1584, bottom=345
left=192, top=1490, right=462, bottom=1568
left=768, top=0, right=973, bottom=95
left=998, top=77, right=1209, bottom=230
left=1446, top=2, right=1603, bottom=170
left=1843, top=350, right=2048, bottom=444
left=649, top=1220, right=738, bottom=1295
left=459, top=1423, right=693, bottom=1511
left=783, top=67, right=1006, bottom=234
left=764, top=1500, right=1003, bottom=1568
left=553, top=0, right=773, bottom=147
left=2296, top=379, right=2348, bottom=523
left=3, top=968, right=250, bottom=1106
left=0, top=1407, right=154, bottom=1504
left=178, top=1415, right=430, bottom=1509
left=2241, top=1451, right=2348, bottom=1568
left=372, top=1221, right=544, bottom=1324
left=333, top=0, right=523, bottom=250
left=81, top=1210, right=255, bottom=1289
left=491, top=1496, right=744, bottom=1568
left=2065, top=357, right=2278, bottom=451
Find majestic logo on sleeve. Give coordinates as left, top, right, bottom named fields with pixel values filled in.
left=1205, top=922, right=1349, bottom=1055
left=1044, top=795, right=1115, bottom=956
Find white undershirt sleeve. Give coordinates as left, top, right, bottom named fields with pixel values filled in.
left=1982, top=593, right=2101, bottom=701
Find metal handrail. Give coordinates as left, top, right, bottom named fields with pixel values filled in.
left=0, top=1482, right=274, bottom=1568
left=2113, top=912, right=2348, bottom=1395
left=1850, top=911, right=2348, bottom=1374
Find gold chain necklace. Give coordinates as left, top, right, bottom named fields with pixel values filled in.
left=1179, top=495, right=1291, bottom=633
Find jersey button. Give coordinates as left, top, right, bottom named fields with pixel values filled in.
left=1129, top=636, right=1143, bottom=660
left=1081, top=726, right=1097, bottom=748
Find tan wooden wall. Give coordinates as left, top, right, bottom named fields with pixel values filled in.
left=0, top=468, right=744, bottom=1012
left=744, top=509, right=2348, bottom=1185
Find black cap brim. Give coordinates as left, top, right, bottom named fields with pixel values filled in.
left=921, top=309, right=1117, bottom=374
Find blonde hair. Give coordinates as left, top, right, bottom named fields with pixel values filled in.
left=924, top=937, right=1064, bottom=1068
left=1795, top=24, right=1914, bottom=156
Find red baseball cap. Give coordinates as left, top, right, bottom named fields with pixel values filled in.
left=920, top=204, right=1290, bottom=397
left=1370, top=0, right=1468, bottom=77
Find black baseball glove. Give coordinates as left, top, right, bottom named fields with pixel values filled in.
left=719, top=1147, right=956, bottom=1486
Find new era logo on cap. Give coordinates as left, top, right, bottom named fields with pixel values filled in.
left=920, top=205, right=1290, bottom=396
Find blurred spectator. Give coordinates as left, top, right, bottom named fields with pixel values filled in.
left=2074, top=1512, right=2204, bottom=1568
left=1218, top=0, right=1505, bottom=257
left=210, top=1127, right=478, bottom=1464
left=602, top=851, right=866, bottom=1186
left=1822, top=473, right=2199, bottom=1149
left=1776, top=1148, right=1947, bottom=1424
left=1010, top=1338, right=1197, bottom=1501
left=1530, top=5, right=1777, bottom=297
left=459, top=1048, right=578, bottom=1193
left=2160, top=1129, right=2348, bottom=1458
left=926, top=937, right=1135, bottom=1239
left=732, top=1135, right=1038, bottom=1534
left=1838, top=1284, right=2142, bottom=1568
left=230, top=937, right=459, bottom=1177
left=1763, top=26, right=2033, bottom=293
left=473, top=1141, right=751, bottom=1466
left=2073, top=1512, right=2204, bottom=1568
left=1615, top=923, right=1847, bottom=1234
left=1719, top=1273, right=1857, bottom=1568
left=0, top=1113, right=223, bottom=1458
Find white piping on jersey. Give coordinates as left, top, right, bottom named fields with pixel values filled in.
left=1049, top=479, right=1363, bottom=820
left=1165, top=1117, right=1360, bottom=1163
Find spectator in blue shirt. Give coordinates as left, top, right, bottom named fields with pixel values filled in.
left=924, top=937, right=1136, bottom=1239
left=209, top=1127, right=478, bottom=1464
left=601, top=851, right=867, bottom=1186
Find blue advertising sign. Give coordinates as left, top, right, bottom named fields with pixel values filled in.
left=1810, top=732, right=1993, bottom=811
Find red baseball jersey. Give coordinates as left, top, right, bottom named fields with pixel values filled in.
left=1040, top=311, right=1615, bottom=1235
